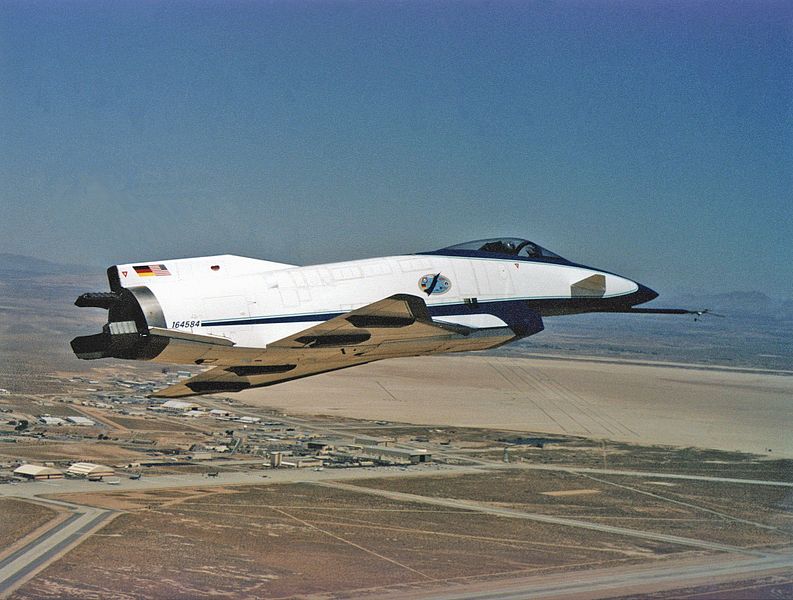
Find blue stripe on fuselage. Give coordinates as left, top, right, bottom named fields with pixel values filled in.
left=202, top=310, right=345, bottom=327
left=200, top=297, right=551, bottom=328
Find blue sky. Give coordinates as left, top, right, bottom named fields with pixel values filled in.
left=1, top=1, right=790, bottom=296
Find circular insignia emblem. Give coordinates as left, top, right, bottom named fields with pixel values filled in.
left=418, top=273, right=452, bottom=295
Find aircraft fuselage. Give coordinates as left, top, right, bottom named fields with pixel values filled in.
left=104, top=250, right=653, bottom=350
left=71, top=238, right=684, bottom=396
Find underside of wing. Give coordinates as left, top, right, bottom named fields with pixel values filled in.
left=150, top=360, right=367, bottom=398
left=152, top=294, right=524, bottom=397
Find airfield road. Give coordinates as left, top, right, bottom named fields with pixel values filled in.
left=0, top=464, right=473, bottom=500
left=310, top=481, right=763, bottom=556
left=367, top=551, right=793, bottom=600
left=497, top=463, right=793, bottom=487
left=239, top=354, right=793, bottom=456
left=2, top=462, right=789, bottom=503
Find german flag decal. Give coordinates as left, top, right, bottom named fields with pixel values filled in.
left=133, top=264, right=171, bottom=277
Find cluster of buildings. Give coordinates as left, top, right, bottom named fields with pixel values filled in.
left=152, top=400, right=258, bottom=423
left=1, top=371, right=436, bottom=485
left=265, top=435, right=432, bottom=468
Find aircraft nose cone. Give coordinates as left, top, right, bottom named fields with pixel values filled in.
left=634, top=283, right=659, bottom=306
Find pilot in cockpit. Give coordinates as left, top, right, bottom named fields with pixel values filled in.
left=479, top=240, right=517, bottom=254
left=478, top=239, right=542, bottom=258
left=522, top=242, right=540, bottom=258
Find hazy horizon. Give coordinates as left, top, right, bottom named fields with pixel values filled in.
left=4, top=251, right=793, bottom=306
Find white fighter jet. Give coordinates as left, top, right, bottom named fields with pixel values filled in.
left=71, top=237, right=702, bottom=397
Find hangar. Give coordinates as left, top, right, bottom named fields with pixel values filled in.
left=13, top=464, right=64, bottom=480
left=67, top=462, right=115, bottom=479
left=161, top=400, right=201, bottom=412
left=356, top=445, right=431, bottom=464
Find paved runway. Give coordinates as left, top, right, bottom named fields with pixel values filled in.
left=0, top=506, right=111, bottom=598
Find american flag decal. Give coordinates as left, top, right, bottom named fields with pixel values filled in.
left=133, top=264, right=171, bottom=277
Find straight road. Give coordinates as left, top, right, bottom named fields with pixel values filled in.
left=311, top=481, right=765, bottom=556
left=4, top=460, right=787, bottom=504
left=0, top=463, right=470, bottom=500
left=371, top=551, right=793, bottom=600
left=500, top=463, right=793, bottom=487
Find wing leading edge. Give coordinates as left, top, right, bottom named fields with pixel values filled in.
left=152, top=294, right=540, bottom=398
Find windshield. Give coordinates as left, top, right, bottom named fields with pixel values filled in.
left=440, top=238, right=563, bottom=260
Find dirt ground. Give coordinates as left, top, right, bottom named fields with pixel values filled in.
left=0, top=441, right=148, bottom=463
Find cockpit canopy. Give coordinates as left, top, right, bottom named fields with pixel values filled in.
left=432, top=238, right=564, bottom=260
